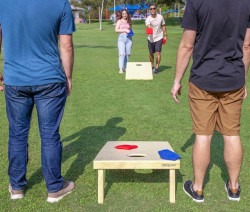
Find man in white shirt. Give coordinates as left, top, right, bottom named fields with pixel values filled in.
left=145, top=3, right=167, bottom=74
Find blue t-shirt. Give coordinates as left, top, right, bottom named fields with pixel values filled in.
left=0, top=0, right=76, bottom=86
left=182, top=0, right=250, bottom=92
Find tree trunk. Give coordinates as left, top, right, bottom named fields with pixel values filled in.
left=99, top=0, right=105, bottom=30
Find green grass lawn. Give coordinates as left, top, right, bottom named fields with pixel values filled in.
left=1, top=21, right=250, bottom=211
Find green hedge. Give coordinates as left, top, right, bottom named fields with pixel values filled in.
left=80, top=17, right=182, bottom=26
left=82, top=19, right=111, bottom=24
left=120, top=17, right=182, bottom=26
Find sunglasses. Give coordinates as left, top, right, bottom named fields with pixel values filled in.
left=150, top=8, right=156, bottom=10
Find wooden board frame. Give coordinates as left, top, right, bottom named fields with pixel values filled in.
left=93, top=141, right=180, bottom=203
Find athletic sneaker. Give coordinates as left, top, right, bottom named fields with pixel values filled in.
left=119, top=69, right=123, bottom=74
left=225, top=180, right=241, bottom=201
left=47, top=181, right=75, bottom=203
left=153, top=68, right=158, bottom=74
left=183, top=180, right=204, bottom=203
left=9, top=185, right=24, bottom=200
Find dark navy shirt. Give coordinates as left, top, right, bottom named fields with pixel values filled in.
left=0, top=0, right=75, bottom=86
left=182, top=0, right=250, bottom=92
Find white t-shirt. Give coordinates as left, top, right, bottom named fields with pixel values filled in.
left=145, top=14, right=165, bottom=43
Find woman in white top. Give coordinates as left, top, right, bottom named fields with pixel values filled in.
left=115, top=9, right=133, bottom=74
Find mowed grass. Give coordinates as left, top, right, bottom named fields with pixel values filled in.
left=1, top=21, right=250, bottom=211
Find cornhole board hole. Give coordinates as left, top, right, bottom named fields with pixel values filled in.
left=93, top=141, right=180, bottom=204
left=125, top=62, right=153, bottom=80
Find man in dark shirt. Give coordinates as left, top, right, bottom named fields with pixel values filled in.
left=171, top=0, right=250, bottom=202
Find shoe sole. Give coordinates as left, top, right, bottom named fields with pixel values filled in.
left=225, top=184, right=240, bottom=202
left=47, top=190, right=73, bottom=203
left=183, top=185, right=204, bottom=203
left=9, top=186, right=24, bottom=200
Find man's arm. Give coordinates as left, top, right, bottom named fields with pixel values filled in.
left=242, top=28, right=250, bottom=99
left=59, top=34, right=74, bottom=96
left=171, top=29, right=196, bottom=103
left=243, top=28, right=250, bottom=81
left=145, top=17, right=151, bottom=28
left=162, top=24, right=167, bottom=39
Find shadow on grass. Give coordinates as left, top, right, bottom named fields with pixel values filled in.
left=208, top=132, right=228, bottom=183
left=74, top=44, right=116, bottom=49
left=181, top=132, right=227, bottom=188
left=158, top=65, right=172, bottom=73
left=105, top=169, right=184, bottom=196
left=27, top=117, right=126, bottom=190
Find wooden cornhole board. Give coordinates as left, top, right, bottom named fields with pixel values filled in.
left=93, top=141, right=180, bottom=204
left=125, top=62, right=153, bottom=80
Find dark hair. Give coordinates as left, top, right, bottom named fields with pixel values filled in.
left=118, top=9, right=132, bottom=26
left=149, top=3, right=157, bottom=8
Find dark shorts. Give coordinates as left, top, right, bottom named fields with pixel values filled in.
left=148, top=39, right=163, bottom=54
left=188, top=82, right=245, bottom=136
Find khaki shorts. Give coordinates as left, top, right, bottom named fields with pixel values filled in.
left=188, top=82, right=245, bottom=136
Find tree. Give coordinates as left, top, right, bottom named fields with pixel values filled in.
left=70, top=0, right=82, bottom=7
left=74, top=0, right=110, bottom=29
left=81, top=0, right=99, bottom=9
left=99, top=0, right=105, bottom=30
left=77, top=0, right=99, bottom=22
left=122, top=0, right=177, bottom=6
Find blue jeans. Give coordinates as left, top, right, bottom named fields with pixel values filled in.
left=118, top=33, right=133, bottom=70
left=5, top=83, right=67, bottom=193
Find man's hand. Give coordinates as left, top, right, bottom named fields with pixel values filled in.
left=66, top=78, right=72, bottom=96
left=0, top=73, right=4, bottom=91
left=59, top=34, right=74, bottom=96
left=243, top=86, right=247, bottom=99
left=171, top=82, right=182, bottom=103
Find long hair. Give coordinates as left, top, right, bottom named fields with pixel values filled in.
left=118, top=9, right=132, bottom=26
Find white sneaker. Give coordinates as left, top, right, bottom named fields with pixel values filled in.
left=47, top=181, right=75, bottom=203
left=9, top=185, right=24, bottom=200
left=119, top=69, right=123, bottom=74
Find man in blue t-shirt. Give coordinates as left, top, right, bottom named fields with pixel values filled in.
left=171, top=0, right=250, bottom=202
left=0, top=0, right=76, bottom=203
left=0, top=25, right=2, bottom=91
left=0, top=25, right=2, bottom=54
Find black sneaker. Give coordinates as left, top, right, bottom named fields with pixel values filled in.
left=183, top=180, right=204, bottom=203
left=225, top=180, right=240, bottom=201
left=153, top=68, right=158, bottom=74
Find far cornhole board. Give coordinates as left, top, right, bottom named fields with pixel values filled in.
left=125, top=62, right=153, bottom=80
left=93, top=141, right=180, bottom=204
